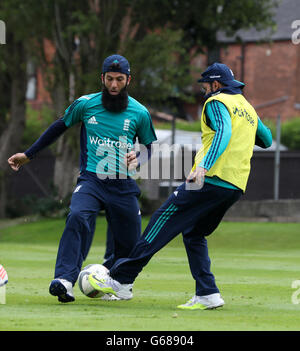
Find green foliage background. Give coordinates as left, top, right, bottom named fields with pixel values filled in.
left=264, top=117, right=300, bottom=150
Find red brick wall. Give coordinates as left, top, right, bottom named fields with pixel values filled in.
left=221, top=40, right=300, bottom=121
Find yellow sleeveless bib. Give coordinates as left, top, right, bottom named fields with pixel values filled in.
left=192, top=93, right=258, bottom=191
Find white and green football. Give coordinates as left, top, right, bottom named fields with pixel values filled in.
left=78, top=264, right=108, bottom=298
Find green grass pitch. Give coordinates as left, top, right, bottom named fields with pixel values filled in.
left=0, top=216, right=300, bottom=331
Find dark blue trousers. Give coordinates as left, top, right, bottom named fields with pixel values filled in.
left=110, top=182, right=242, bottom=296
left=54, top=171, right=141, bottom=285
left=104, top=227, right=115, bottom=262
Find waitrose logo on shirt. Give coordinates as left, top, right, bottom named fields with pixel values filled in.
left=89, top=136, right=132, bottom=149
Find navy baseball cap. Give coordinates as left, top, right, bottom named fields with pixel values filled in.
left=198, top=62, right=244, bottom=88
left=102, top=54, right=131, bottom=75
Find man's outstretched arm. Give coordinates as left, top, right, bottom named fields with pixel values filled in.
left=8, top=118, right=68, bottom=171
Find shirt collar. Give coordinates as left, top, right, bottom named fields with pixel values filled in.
left=204, top=85, right=243, bottom=100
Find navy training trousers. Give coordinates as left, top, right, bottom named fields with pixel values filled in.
left=110, top=182, right=242, bottom=296
left=54, top=171, right=141, bottom=285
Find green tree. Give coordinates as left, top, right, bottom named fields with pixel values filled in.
left=0, top=1, right=33, bottom=217
left=281, top=118, right=300, bottom=150
left=131, top=0, right=279, bottom=50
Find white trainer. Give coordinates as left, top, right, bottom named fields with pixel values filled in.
left=88, top=274, right=133, bottom=300
left=177, top=293, right=225, bottom=310
left=100, top=294, right=121, bottom=301
left=49, top=278, right=75, bottom=303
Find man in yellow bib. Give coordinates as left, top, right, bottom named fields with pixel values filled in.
left=88, top=63, right=273, bottom=309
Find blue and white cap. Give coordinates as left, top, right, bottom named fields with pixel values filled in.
left=102, top=54, right=131, bottom=76
left=198, top=62, right=245, bottom=88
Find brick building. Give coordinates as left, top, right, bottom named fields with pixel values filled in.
left=219, top=0, right=300, bottom=121
left=184, top=0, right=300, bottom=122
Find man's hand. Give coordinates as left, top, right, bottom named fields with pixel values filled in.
left=125, top=151, right=138, bottom=172
left=7, top=153, right=30, bottom=171
left=186, top=166, right=207, bottom=189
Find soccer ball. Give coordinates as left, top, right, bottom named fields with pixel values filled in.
left=78, top=264, right=108, bottom=298
left=0, top=265, right=8, bottom=287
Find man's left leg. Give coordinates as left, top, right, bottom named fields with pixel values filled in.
left=178, top=188, right=242, bottom=309
left=103, top=181, right=142, bottom=271
left=177, top=230, right=224, bottom=310
left=182, top=232, right=219, bottom=296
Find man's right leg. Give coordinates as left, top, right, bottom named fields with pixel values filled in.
left=109, top=183, right=225, bottom=284
left=88, top=182, right=204, bottom=298
left=49, top=187, right=102, bottom=302
left=54, top=192, right=102, bottom=283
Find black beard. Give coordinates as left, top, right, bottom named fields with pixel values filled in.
left=102, top=86, right=129, bottom=112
